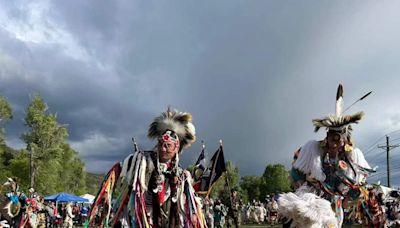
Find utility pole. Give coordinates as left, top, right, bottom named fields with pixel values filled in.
left=378, top=136, right=400, bottom=187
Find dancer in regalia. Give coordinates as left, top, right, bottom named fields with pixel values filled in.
left=1, top=178, right=27, bottom=228
left=278, top=84, right=381, bottom=227
left=88, top=108, right=205, bottom=228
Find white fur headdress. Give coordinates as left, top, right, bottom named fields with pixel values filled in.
left=312, top=84, right=364, bottom=136
left=148, top=108, right=196, bottom=151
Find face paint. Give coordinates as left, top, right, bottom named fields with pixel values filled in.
left=326, top=132, right=346, bottom=158
left=158, top=130, right=180, bottom=162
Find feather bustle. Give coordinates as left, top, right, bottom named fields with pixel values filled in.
left=312, top=112, right=364, bottom=133
left=148, top=109, right=196, bottom=150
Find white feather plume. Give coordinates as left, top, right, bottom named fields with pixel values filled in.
left=278, top=191, right=338, bottom=228
left=336, top=96, right=343, bottom=117
left=336, top=84, right=344, bottom=117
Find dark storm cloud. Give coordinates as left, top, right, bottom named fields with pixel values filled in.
left=2, top=0, right=400, bottom=187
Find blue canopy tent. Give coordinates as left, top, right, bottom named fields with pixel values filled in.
left=44, top=192, right=89, bottom=202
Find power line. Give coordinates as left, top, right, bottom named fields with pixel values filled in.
left=362, top=129, right=400, bottom=155
left=377, top=136, right=400, bottom=187
left=367, top=151, right=385, bottom=160
left=389, top=137, right=400, bottom=143
left=364, top=148, right=378, bottom=157
left=366, top=154, right=386, bottom=168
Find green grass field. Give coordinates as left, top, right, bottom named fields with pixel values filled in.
left=242, top=225, right=361, bottom=227
left=242, top=225, right=280, bottom=227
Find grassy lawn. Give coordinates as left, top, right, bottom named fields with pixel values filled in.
left=241, top=224, right=361, bottom=227
left=242, top=225, right=280, bottom=227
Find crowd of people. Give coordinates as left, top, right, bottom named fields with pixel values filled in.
left=240, top=197, right=279, bottom=226
left=0, top=179, right=90, bottom=228
left=200, top=187, right=400, bottom=228
left=201, top=194, right=280, bottom=227
left=44, top=201, right=89, bottom=228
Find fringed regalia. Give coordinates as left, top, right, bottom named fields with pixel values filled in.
left=87, top=109, right=206, bottom=228
left=278, top=84, right=383, bottom=227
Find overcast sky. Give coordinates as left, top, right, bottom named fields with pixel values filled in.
left=2, top=0, right=400, bottom=186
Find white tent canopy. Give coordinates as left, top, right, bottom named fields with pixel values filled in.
left=80, top=193, right=95, bottom=204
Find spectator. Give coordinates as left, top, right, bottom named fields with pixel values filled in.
left=63, top=202, right=74, bottom=228
left=46, top=201, right=61, bottom=228
left=214, top=200, right=227, bottom=228
left=80, top=204, right=89, bottom=225
left=204, top=198, right=214, bottom=228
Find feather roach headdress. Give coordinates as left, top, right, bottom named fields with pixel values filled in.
left=148, top=108, right=196, bottom=151
left=312, top=84, right=364, bottom=137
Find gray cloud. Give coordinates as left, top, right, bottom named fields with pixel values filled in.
left=2, top=0, right=400, bottom=188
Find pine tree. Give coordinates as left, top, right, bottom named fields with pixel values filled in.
left=21, top=95, right=68, bottom=193
left=0, top=96, right=13, bottom=181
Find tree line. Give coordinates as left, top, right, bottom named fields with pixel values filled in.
left=0, top=95, right=93, bottom=196
left=192, top=161, right=292, bottom=205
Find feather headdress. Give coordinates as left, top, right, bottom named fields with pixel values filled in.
left=312, top=84, right=364, bottom=136
left=148, top=108, right=196, bottom=151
